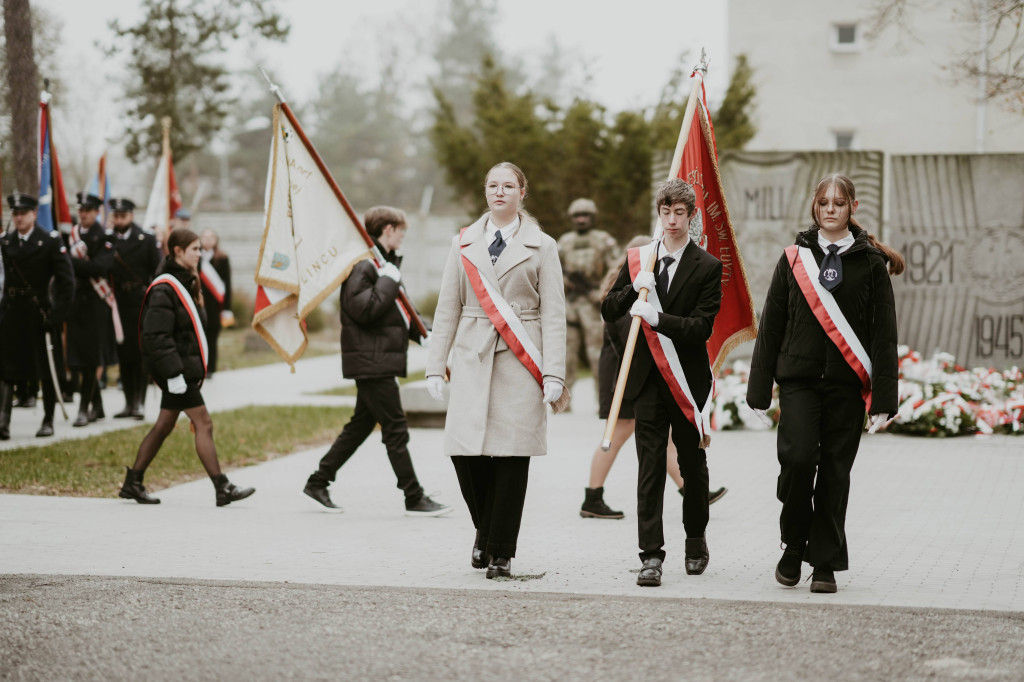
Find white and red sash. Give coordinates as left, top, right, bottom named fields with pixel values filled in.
left=143, top=274, right=209, bottom=374
left=627, top=245, right=714, bottom=444
left=199, top=255, right=226, bottom=306
left=785, top=245, right=872, bottom=411
left=70, top=224, right=124, bottom=344
left=459, top=228, right=543, bottom=386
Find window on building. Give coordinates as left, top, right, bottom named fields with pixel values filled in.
left=833, top=130, right=856, bottom=150
left=831, top=23, right=861, bottom=52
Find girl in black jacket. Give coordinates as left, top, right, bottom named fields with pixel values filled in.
left=747, top=173, right=904, bottom=593
left=119, top=229, right=254, bottom=507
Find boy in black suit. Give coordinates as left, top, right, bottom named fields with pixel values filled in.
left=601, top=179, right=722, bottom=586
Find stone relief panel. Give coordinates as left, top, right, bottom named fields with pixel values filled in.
left=889, top=154, right=1024, bottom=368
left=716, top=150, right=885, bottom=316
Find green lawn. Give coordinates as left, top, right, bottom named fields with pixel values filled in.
left=0, top=404, right=351, bottom=497
left=215, top=327, right=338, bottom=371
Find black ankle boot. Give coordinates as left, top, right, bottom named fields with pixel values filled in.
left=212, top=474, right=255, bottom=507
left=36, top=416, right=54, bottom=437
left=90, top=389, right=105, bottom=421
left=0, top=381, right=13, bottom=440
left=580, top=486, right=624, bottom=519
left=119, top=467, right=161, bottom=504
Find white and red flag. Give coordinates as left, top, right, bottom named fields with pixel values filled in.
left=667, top=71, right=757, bottom=373
left=142, top=118, right=182, bottom=237
left=252, top=103, right=380, bottom=369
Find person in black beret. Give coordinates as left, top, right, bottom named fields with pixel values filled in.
left=108, top=197, right=162, bottom=419
left=0, top=193, right=75, bottom=438
left=66, top=191, right=118, bottom=426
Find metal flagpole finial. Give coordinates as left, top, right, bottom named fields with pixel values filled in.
left=694, top=48, right=709, bottom=76
left=258, top=65, right=286, bottom=104
left=41, top=78, right=52, bottom=104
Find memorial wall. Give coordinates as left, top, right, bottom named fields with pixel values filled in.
left=713, top=151, right=1024, bottom=369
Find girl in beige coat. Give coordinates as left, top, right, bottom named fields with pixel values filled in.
left=426, top=162, right=567, bottom=578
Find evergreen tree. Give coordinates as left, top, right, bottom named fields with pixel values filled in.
left=107, top=0, right=288, bottom=164
left=714, top=54, right=757, bottom=151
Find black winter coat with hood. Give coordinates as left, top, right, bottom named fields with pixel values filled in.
left=340, top=243, right=425, bottom=379
left=141, top=258, right=208, bottom=390
left=746, top=225, right=899, bottom=417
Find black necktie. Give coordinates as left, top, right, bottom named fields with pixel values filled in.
left=656, top=255, right=675, bottom=299
left=488, top=230, right=505, bottom=264
left=819, top=244, right=843, bottom=291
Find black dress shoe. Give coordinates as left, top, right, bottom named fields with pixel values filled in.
left=213, top=474, right=255, bottom=507
left=472, top=531, right=487, bottom=569
left=302, top=483, right=343, bottom=512
left=636, top=557, right=663, bottom=586
left=113, top=406, right=133, bottom=419
left=72, top=412, right=90, bottom=428
left=775, top=543, right=804, bottom=587
left=709, top=487, right=728, bottom=504
left=485, top=557, right=511, bottom=579
left=684, top=537, right=709, bottom=575
left=810, top=568, right=838, bottom=593
left=35, top=421, right=54, bottom=438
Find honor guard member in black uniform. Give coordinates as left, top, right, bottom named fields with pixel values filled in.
left=0, top=193, right=75, bottom=439
left=67, top=192, right=117, bottom=426
left=109, top=198, right=162, bottom=419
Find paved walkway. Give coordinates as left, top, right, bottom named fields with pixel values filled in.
left=2, top=351, right=1023, bottom=613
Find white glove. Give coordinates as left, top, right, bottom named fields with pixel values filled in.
left=753, top=408, right=773, bottom=427
left=630, top=300, right=659, bottom=326
left=418, top=331, right=431, bottom=349
left=167, top=374, right=187, bottom=395
left=632, top=271, right=656, bottom=294
left=867, top=414, right=891, bottom=434
left=426, top=375, right=445, bottom=401
left=379, top=262, right=401, bottom=282
left=542, top=380, right=563, bottom=404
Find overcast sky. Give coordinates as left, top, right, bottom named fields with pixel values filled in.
left=32, top=0, right=729, bottom=189
left=35, top=0, right=729, bottom=110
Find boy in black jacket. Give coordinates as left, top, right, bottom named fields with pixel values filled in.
left=302, top=207, right=450, bottom=516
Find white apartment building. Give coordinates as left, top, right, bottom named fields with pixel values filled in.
left=728, top=0, right=1024, bottom=152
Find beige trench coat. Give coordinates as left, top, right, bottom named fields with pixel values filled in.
left=426, top=213, right=566, bottom=457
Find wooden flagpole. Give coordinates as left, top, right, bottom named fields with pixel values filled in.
left=258, top=67, right=429, bottom=340
left=600, top=60, right=706, bottom=451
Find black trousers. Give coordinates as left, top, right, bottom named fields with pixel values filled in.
left=634, top=370, right=709, bottom=561
left=309, top=377, right=424, bottom=502
left=451, top=455, right=530, bottom=559
left=777, top=380, right=865, bottom=571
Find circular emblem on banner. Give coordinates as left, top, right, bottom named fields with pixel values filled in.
left=689, top=208, right=707, bottom=250
left=823, top=268, right=838, bottom=282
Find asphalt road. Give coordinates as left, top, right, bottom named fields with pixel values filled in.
left=2, top=575, right=1022, bottom=681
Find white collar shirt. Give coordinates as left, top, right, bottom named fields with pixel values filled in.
left=656, top=240, right=689, bottom=290
left=818, top=232, right=855, bottom=255
left=485, top=215, right=520, bottom=245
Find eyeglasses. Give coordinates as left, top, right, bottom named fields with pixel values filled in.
left=486, top=183, right=519, bottom=195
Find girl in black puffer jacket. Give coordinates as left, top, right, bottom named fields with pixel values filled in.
left=747, top=173, right=904, bottom=594
left=119, top=228, right=254, bottom=507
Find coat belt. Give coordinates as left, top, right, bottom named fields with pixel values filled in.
left=460, top=305, right=540, bottom=321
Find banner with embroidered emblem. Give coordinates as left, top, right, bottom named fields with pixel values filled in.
left=627, top=244, right=714, bottom=446
left=785, top=244, right=873, bottom=411
left=252, top=87, right=428, bottom=371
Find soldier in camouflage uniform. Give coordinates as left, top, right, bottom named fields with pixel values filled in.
left=557, top=198, right=619, bottom=406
